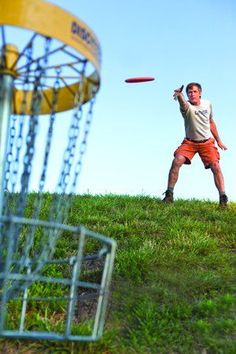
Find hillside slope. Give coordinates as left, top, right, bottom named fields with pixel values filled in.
left=1, top=195, right=235, bottom=353
left=71, top=195, right=236, bottom=353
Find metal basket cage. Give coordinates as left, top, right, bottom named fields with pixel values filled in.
left=0, top=216, right=116, bottom=341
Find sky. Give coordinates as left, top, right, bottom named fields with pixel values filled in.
left=7, top=0, right=236, bottom=202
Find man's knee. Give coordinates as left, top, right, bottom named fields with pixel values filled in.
left=172, top=154, right=186, bottom=168
left=210, top=161, right=221, bottom=173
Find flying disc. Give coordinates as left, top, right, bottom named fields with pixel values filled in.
left=125, top=76, right=155, bottom=83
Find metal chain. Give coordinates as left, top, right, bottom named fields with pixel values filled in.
left=38, top=66, right=61, bottom=193
left=72, top=94, right=96, bottom=192
left=1, top=36, right=51, bottom=277
left=2, top=44, right=33, bottom=217
left=57, top=93, right=84, bottom=194
left=18, top=37, right=53, bottom=269
left=4, top=113, right=16, bottom=192
left=1, top=37, right=97, bottom=273
left=22, top=66, right=61, bottom=268
left=16, top=37, right=51, bottom=217
left=49, top=62, right=87, bottom=226
left=44, top=63, right=90, bottom=263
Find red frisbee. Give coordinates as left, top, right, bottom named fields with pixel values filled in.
left=125, top=76, right=155, bottom=83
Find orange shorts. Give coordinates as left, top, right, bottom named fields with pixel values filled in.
left=174, top=138, right=220, bottom=169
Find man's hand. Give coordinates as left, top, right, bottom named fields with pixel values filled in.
left=217, top=140, right=228, bottom=150
left=173, top=85, right=184, bottom=100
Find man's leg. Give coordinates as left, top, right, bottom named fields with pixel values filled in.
left=162, top=154, right=186, bottom=202
left=209, top=161, right=225, bottom=192
left=209, top=161, right=228, bottom=207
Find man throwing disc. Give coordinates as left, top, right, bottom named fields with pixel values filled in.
left=162, top=82, right=228, bottom=208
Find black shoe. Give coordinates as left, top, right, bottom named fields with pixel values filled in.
left=219, top=194, right=228, bottom=208
left=162, top=190, right=174, bottom=203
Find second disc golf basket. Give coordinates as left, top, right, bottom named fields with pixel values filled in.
left=0, top=0, right=116, bottom=342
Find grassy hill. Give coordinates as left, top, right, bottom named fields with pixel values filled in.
left=0, top=195, right=235, bottom=353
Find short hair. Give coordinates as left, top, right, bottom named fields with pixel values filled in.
left=186, top=82, right=202, bottom=95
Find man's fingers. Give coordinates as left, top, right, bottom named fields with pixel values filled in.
left=173, top=85, right=184, bottom=100
left=174, top=85, right=184, bottom=93
left=176, top=85, right=184, bottom=92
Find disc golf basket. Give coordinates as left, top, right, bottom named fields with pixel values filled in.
left=0, top=0, right=116, bottom=342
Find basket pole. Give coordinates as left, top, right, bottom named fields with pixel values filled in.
left=0, top=73, right=14, bottom=215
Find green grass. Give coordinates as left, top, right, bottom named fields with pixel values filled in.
left=0, top=194, right=235, bottom=353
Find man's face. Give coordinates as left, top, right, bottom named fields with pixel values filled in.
left=187, top=85, right=201, bottom=105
